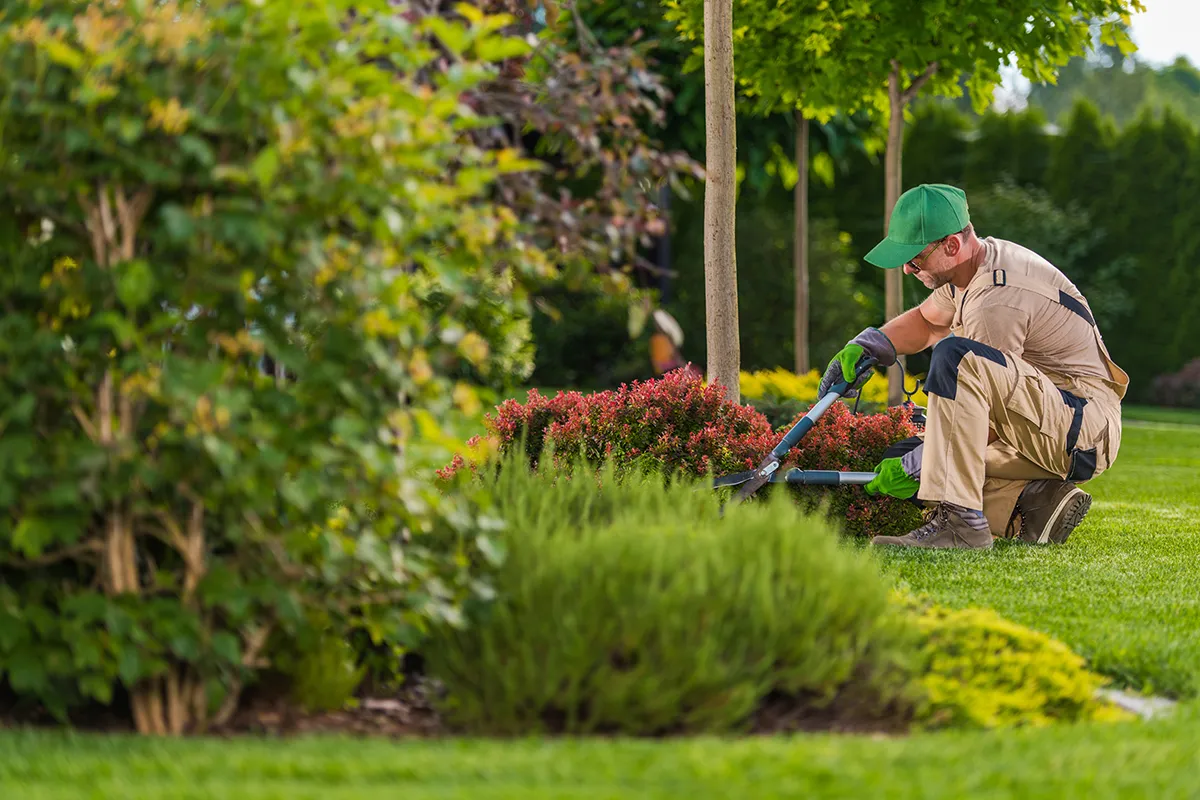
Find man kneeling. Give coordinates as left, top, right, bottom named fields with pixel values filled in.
left=818, top=184, right=1128, bottom=549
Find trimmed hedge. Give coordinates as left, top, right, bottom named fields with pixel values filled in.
left=443, top=369, right=925, bottom=539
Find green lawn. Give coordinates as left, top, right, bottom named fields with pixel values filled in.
left=878, top=406, right=1200, bottom=698
left=3, top=406, right=1199, bottom=799
left=1121, top=404, right=1200, bottom=426
left=4, top=705, right=1200, bottom=799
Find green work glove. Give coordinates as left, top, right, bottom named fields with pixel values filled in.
left=865, top=457, right=919, bottom=500
left=817, top=327, right=897, bottom=399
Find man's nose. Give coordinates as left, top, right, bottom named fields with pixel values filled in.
left=903, top=262, right=917, bottom=275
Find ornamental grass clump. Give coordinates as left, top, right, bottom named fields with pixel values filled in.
left=421, top=454, right=924, bottom=736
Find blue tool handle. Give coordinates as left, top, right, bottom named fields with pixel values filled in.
left=768, top=357, right=878, bottom=460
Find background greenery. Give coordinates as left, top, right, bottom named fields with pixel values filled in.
left=524, top=9, right=1200, bottom=403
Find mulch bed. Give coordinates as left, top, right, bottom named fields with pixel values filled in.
left=0, top=676, right=449, bottom=739
left=1, top=674, right=912, bottom=739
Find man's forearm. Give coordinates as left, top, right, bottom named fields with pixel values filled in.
left=880, top=307, right=948, bottom=356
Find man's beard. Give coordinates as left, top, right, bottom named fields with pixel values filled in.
left=919, top=271, right=953, bottom=290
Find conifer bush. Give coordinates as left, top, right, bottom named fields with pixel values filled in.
left=421, top=456, right=924, bottom=735
left=896, top=592, right=1133, bottom=730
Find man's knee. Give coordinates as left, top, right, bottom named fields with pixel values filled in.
left=925, top=337, right=1008, bottom=400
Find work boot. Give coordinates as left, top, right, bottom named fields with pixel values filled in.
left=1013, top=479, right=1092, bottom=545
left=872, top=504, right=994, bottom=550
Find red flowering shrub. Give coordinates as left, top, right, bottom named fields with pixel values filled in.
left=477, top=367, right=776, bottom=479
left=443, top=368, right=924, bottom=538
left=778, top=401, right=925, bottom=539
left=485, top=389, right=589, bottom=469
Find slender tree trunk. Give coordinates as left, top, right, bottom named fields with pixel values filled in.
left=883, top=60, right=938, bottom=407
left=885, top=68, right=905, bottom=407
left=793, top=111, right=810, bottom=375
left=703, top=0, right=740, bottom=401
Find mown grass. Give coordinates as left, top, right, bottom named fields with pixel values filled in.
left=1122, top=404, right=1200, bottom=426
left=877, top=406, right=1200, bottom=698
left=3, top=704, right=1200, bottom=799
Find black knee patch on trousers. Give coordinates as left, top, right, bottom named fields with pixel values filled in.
left=924, top=337, right=1008, bottom=400
left=882, top=435, right=923, bottom=460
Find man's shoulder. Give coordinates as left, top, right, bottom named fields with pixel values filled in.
left=984, top=237, right=1076, bottom=290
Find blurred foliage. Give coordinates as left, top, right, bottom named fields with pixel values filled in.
left=528, top=284, right=652, bottom=391
left=668, top=206, right=875, bottom=372
left=0, top=0, right=550, bottom=734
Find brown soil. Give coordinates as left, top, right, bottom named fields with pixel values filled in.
left=209, top=677, right=446, bottom=738
left=1, top=676, right=912, bottom=739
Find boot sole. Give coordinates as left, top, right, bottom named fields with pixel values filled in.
left=1040, top=489, right=1092, bottom=545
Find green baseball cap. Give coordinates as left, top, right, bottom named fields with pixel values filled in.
left=864, top=184, right=971, bottom=269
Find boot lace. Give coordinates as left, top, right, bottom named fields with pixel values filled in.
left=911, top=505, right=948, bottom=541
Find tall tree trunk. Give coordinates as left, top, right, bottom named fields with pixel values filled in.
left=703, top=0, right=740, bottom=401
left=885, top=66, right=905, bottom=407
left=793, top=111, right=810, bottom=375
left=882, top=60, right=937, bottom=407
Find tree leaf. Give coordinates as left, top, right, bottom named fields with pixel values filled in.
left=211, top=631, right=241, bottom=665
left=11, top=516, right=53, bottom=558
left=251, top=146, right=280, bottom=188
left=116, top=259, right=155, bottom=312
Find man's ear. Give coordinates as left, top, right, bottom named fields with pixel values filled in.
left=944, top=235, right=963, bottom=256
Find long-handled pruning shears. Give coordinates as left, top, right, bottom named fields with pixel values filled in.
left=715, top=357, right=879, bottom=504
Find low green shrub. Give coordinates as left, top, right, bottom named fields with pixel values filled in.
left=421, top=455, right=924, bottom=736
left=897, top=592, right=1133, bottom=730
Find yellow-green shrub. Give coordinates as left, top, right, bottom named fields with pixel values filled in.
left=897, top=592, right=1133, bottom=729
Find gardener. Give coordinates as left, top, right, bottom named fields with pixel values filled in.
left=818, top=184, right=1129, bottom=549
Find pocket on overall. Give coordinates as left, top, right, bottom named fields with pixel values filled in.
left=1004, top=359, right=1055, bottom=429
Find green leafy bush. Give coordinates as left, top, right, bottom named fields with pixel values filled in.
left=897, top=592, right=1132, bottom=730
left=422, top=455, right=923, bottom=735
left=0, top=0, right=538, bottom=734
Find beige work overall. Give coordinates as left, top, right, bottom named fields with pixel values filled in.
left=914, top=239, right=1130, bottom=537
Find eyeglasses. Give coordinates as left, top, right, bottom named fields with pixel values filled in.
left=906, top=238, right=947, bottom=272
